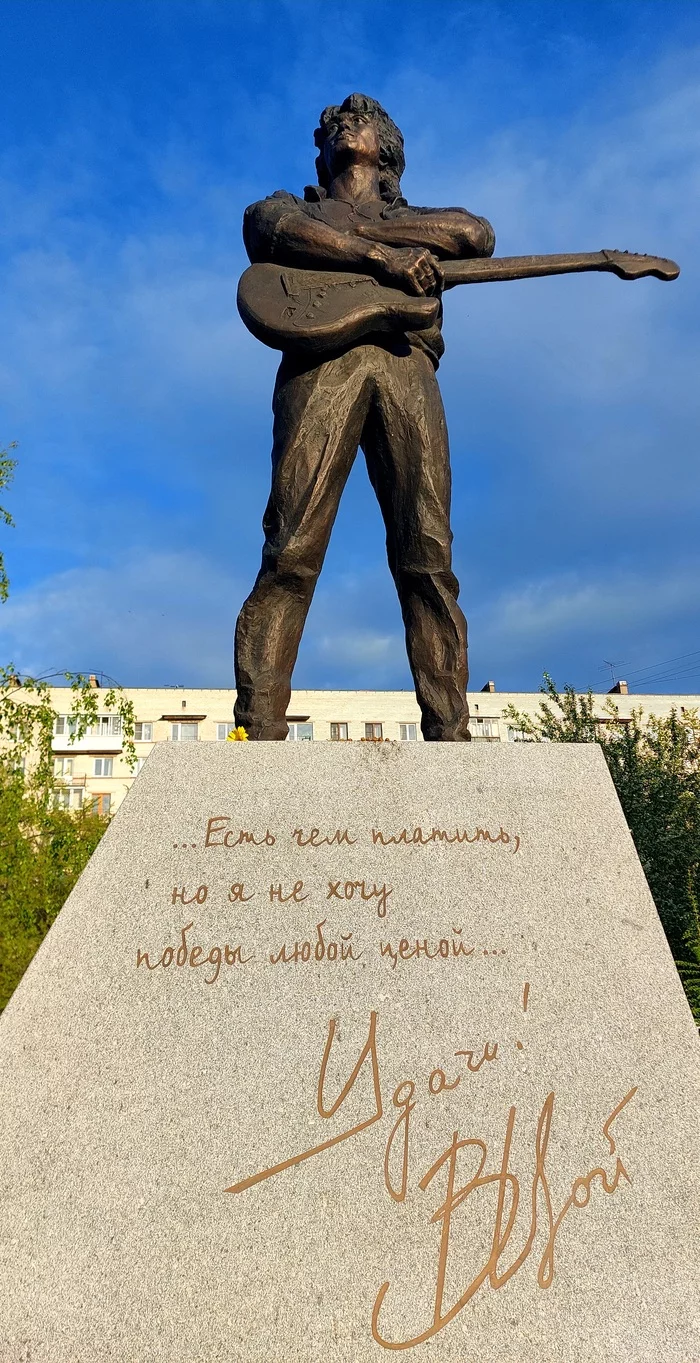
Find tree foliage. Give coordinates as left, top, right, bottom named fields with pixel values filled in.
left=505, top=675, right=700, bottom=1023
left=0, top=667, right=137, bottom=1010
left=0, top=769, right=108, bottom=1009
left=0, top=441, right=17, bottom=601
left=0, top=446, right=136, bottom=1010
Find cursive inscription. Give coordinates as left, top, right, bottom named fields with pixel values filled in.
left=269, top=879, right=309, bottom=903
left=227, top=1013, right=383, bottom=1191
left=269, top=920, right=362, bottom=965
left=372, top=1085, right=637, bottom=1349
left=327, top=879, right=392, bottom=918
left=136, top=921, right=253, bottom=984
left=292, top=827, right=357, bottom=847
left=205, top=817, right=275, bottom=848
left=380, top=927, right=493, bottom=969
left=372, top=825, right=520, bottom=853
left=226, top=1012, right=637, bottom=1349
left=229, top=882, right=254, bottom=902
left=172, top=884, right=208, bottom=905
left=195, top=818, right=521, bottom=852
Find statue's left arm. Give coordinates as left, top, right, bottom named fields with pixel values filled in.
left=352, top=207, right=495, bottom=259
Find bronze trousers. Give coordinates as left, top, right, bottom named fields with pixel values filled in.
left=234, top=342, right=470, bottom=741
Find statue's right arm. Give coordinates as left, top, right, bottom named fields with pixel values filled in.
left=243, top=194, right=443, bottom=295
left=244, top=194, right=393, bottom=272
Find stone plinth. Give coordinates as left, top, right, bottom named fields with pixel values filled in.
left=1, top=742, right=699, bottom=1361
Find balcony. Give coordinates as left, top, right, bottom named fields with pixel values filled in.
left=52, top=715, right=123, bottom=755
left=52, top=734, right=123, bottom=754
left=469, top=720, right=501, bottom=742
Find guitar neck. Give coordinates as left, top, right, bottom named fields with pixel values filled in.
left=442, top=251, right=611, bottom=289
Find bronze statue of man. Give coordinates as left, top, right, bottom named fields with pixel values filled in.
left=233, top=93, right=679, bottom=742
left=234, top=92, right=494, bottom=741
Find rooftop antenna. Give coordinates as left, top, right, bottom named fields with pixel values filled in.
left=602, top=659, right=628, bottom=687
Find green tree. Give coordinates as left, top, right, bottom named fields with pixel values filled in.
left=0, top=440, right=17, bottom=601
left=0, top=768, right=109, bottom=1008
left=0, top=448, right=136, bottom=1009
left=505, top=675, right=700, bottom=1023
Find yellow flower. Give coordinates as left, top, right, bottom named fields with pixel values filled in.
left=226, top=725, right=249, bottom=742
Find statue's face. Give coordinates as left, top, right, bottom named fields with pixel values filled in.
left=323, top=108, right=381, bottom=177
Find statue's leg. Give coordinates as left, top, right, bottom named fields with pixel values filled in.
left=234, top=351, right=372, bottom=739
left=362, top=345, right=471, bottom=742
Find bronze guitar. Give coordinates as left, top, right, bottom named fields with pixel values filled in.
left=237, top=249, right=680, bottom=357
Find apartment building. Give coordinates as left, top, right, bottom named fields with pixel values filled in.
left=49, top=680, right=700, bottom=816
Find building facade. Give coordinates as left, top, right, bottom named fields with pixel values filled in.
left=48, top=681, right=700, bottom=816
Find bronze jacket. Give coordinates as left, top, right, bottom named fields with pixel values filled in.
left=243, top=187, right=495, bottom=368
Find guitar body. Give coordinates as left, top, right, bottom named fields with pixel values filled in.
left=237, top=263, right=439, bottom=356
left=238, top=250, right=679, bottom=357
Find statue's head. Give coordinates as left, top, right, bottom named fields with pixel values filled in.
left=313, top=93, right=405, bottom=202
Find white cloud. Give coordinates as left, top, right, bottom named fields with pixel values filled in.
left=479, top=564, right=700, bottom=644
left=1, top=549, right=243, bottom=686
left=292, top=555, right=700, bottom=693
left=0, top=38, right=698, bottom=689
left=466, top=559, right=700, bottom=691
left=412, top=49, right=700, bottom=513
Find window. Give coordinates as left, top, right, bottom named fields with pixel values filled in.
left=593, top=718, right=634, bottom=746
left=54, top=716, right=77, bottom=737
left=330, top=722, right=349, bottom=741
left=90, top=793, right=112, bottom=816
left=86, top=715, right=122, bottom=737
left=507, top=725, right=529, bottom=743
left=365, top=722, right=383, bottom=740
left=134, top=757, right=146, bottom=774
left=470, top=717, right=499, bottom=740
left=216, top=723, right=236, bottom=741
left=93, top=757, right=113, bottom=777
left=55, top=714, right=121, bottom=739
left=399, top=723, right=417, bottom=741
left=134, top=722, right=153, bottom=741
left=171, top=722, right=199, bottom=741
left=287, top=722, right=314, bottom=741
left=54, top=757, right=73, bottom=777
left=52, top=787, right=83, bottom=810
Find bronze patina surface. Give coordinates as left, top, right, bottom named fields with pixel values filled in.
left=234, top=92, right=492, bottom=741
left=233, top=93, right=678, bottom=741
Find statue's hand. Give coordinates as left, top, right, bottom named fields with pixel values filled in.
left=369, top=245, right=444, bottom=296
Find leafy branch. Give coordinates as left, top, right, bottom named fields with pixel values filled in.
left=0, top=444, right=138, bottom=1009
left=505, top=674, right=700, bottom=1023
left=0, top=442, right=17, bottom=601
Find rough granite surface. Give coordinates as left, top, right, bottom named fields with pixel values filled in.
left=1, top=742, right=699, bottom=1362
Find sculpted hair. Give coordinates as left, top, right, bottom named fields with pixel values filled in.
left=313, top=92, right=405, bottom=202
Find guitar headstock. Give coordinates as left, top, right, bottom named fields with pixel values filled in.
left=601, top=249, right=680, bottom=281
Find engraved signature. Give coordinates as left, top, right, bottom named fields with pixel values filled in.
left=225, top=1012, right=636, bottom=1349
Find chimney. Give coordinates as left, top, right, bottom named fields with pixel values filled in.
left=88, top=674, right=101, bottom=689
left=481, top=680, right=496, bottom=693
left=607, top=680, right=629, bottom=695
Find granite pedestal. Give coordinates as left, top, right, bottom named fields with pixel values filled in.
left=1, top=742, right=699, bottom=1361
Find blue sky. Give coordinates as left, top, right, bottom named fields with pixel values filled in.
left=1, top=0, right=699, bottom=695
